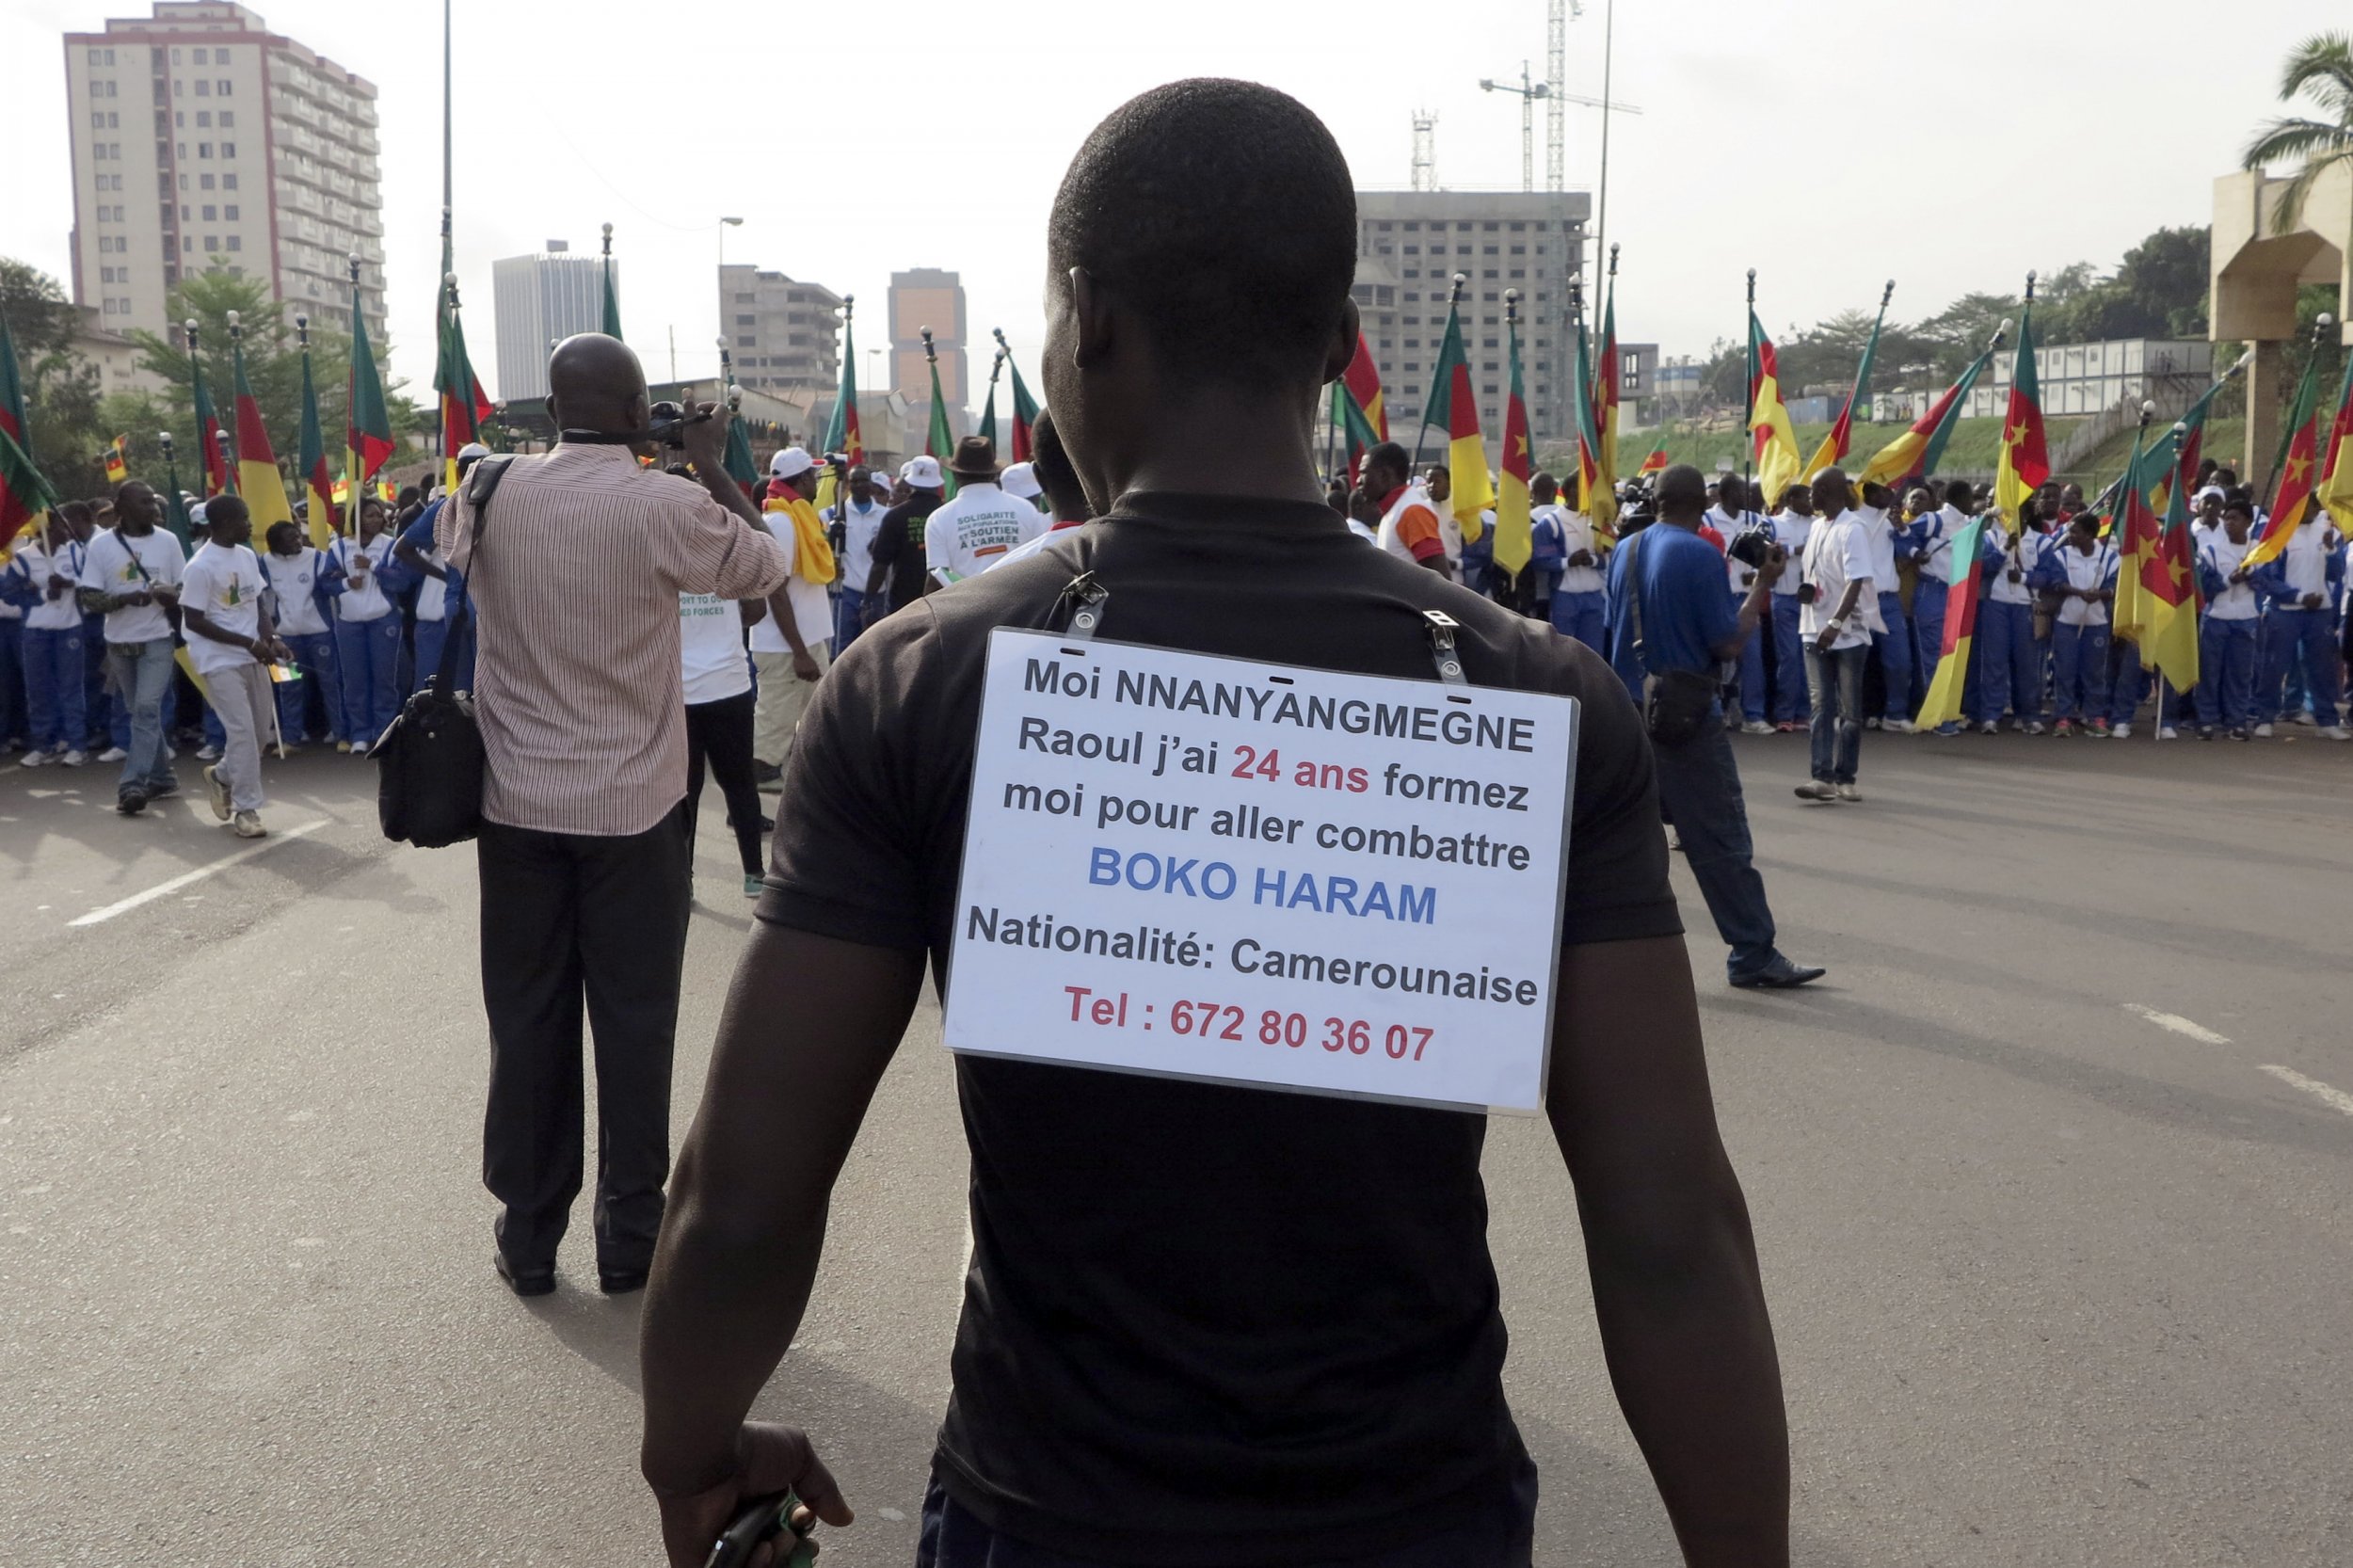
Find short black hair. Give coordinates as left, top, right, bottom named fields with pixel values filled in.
left=1049, top=79, right=1356, bottom=386
left=2223, top=498, right=2253, bottom=519
left=1362, top=440, right=1410, bottom=476
left=204, top=493, right=249, bottom=529
left=1945, top=479, right=1974, bottom=507
left=1657, top=463, right=1707, bottom=512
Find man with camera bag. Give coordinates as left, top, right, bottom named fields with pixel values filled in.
left=1606, top=465, right=1824, bottom=991
left=437, top=332, right=791, bottom=1299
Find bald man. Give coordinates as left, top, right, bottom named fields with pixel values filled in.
left=439, top=332, right=792, bottom=1298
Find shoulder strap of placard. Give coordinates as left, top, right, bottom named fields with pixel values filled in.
left=1422, top=610, right=1466, bottom=686
left=1057, top=571, right=1109, bottom=640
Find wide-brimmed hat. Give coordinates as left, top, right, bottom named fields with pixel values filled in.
left=949, top=436, right=1000, bottom=481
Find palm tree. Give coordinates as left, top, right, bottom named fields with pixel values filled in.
left=2242, top=31, right=2353, bottom=231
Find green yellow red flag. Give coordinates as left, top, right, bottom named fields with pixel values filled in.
left=1421, top=280, right=1494, bottom=536
left=1589, top=264, right=1622, bottom=541
left=296, top=328, right=335, bottom=549
left=344, top=276, right=394, bottom=535
left=1802, top=280, right=1893, bottom=487
left=104, top=435, right=128, bottom=484
left=2245, top=344, right=2329, bottom=570
left=1343, top=332, right=1387, bottom=442
left=1915, top=514, right=1989, bottom=731
left=1993, top=285, right=2051, bottom=521
left=1745, top=300, right=1801, bottom=513
left=1858, top=337, right=1999, bottom=492
left=2113, top=429, right=2200, bottom=691
left=187, top=328, right=232, bottom=498
left=2313, top=352, right=2353, bottom=530
left=230, top=324, right=294, bottom=536
left=824, top=302, right=863, bottom=464
left=1493, top=296, right=1533, bottom=578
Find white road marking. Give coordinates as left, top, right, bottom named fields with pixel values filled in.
left=2122, top=1003, right=2232, bottom=1045
left=68, top=821, right=327, bottom=927
left=2261, top=1065, right=2353, bottom=1120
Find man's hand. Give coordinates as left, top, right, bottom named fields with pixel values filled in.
left=47, top=573, right=72, bottom=595
left=1567, top=548, right=1597, bottom=568
left=123, top=588, right=152, bottom=608
left=2301, top=592, right=2324, bottom=611
left=1763, top=544, right=1788, bottom=572
left=2230, top=568, right=2250, bottom=585
left=1811, top=627, right=1838, bottom=655
left=651, top=1422, right=853, bottom=1568
left=792, top=649, right=821, bottom=683
left=256, top=635, right=292, bottom=663
left=2007, top=568, right=2023, bottom=584
left=681, top=401, right=730, bottom=477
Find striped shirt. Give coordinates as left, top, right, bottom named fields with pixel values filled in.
left=439, top=443, right=791, bottom=837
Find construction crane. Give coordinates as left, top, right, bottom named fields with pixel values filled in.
left=1411, top=111, right=1437, bottom=192
left=1486, top=3, right=1641, bottom=196
left=1478, top=65, right=1548, bottom=193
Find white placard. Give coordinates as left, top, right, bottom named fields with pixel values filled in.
left=941, top=629, right=1579, bottom=1113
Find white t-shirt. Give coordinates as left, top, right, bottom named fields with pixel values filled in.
left=924, top=482, right=1048, bottom=582
left=678, top=592, right=753, bottom=704
left=78, top=526, right=186, bottom=644
left=1856, top=505, right=1901, bottom=595
left=16, top=539, right=88, bottom=631
left=328, top=535, right=392, bottom=622
left=1706, top=505, right=1759, bottom=594
left=827, top=498, right=890, bottom=597
left=1375, top=484, right=1462, bottom=577
left=264, top=548, right=330, bottom=636
left=1768, top=511, right=1812, bottom=594
left=179, top=541, right=268, bottom=676
left=748, top=513, right=836, bottom=656
left=1550, top=507, right=1605, bottom=595
left=1801, top=513, right=1878, bottom=650
left=2202, top=535, right=2260, bottom=620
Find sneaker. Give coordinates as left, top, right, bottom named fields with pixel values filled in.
left=203, top=764, right=232, bottom=823
left=232, top=809, right=266, bottom=840
left=335, top=740, right=353, bottom=754
left=2024, top=721, right=2047, bottom=736
left=116, top=787, right=148, bottom=817
left=164, top=744, right=177, bottom=760
left=146, top=775, right=180, bottom=801
left=1740, top=720, right=1772, bottom=735
left=1883, top=718, right=1914, bottom=734
left=1774, top=720, right=1800, bottom=733
left=2321, top=727, right=2352, bottom=742
left=195, top=743, right=220, bottom=761
left=60, top=748, right=87, bottom=766
left=1934, top=722, right=1961, bottom=737
left=2230, top=727, right=2250, bottom=742
left=98, top=745, right=126, bottom=762
left=2156, top=726, right=2180, bottom=741
left=1835, top=782, right=1863, bottom=803
left=2053, top=719, right=2075, bottom=737
left=1793, top=780, right=1838, bottom=803
left=2197, top=726, right=2216, bottom=741
left=2112, top=723, right=2133, bottom=740
left=1865, top=715, right=1882, bottom=730
left=2290, top=711, right=2316, bottom=727
left=743, top=874, right=766, bottom=900
left=2089, top=719, right=2110, bottom=737
left=2252, top=723, right=2274, bottom=738
left=19, top=747, right=52, bottom=768
left=1977, top=720, right=2002, bottom=735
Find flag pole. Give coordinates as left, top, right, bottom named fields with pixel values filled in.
left=1742, top=270, right=1756, bottom=497
left=2117, top=401, right=2155, bottom=741
left=1325, top=383, right=1342, bottom=488
left=224, top=311, right=246, bottom=482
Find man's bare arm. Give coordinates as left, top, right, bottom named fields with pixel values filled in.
left=1547, top=934, right=1789, bottom=1567
left=639, top=925, right=926, bottom=1563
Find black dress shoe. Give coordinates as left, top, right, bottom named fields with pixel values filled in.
left=1728, top=953, right=1827, bottom=990
left=598, top=1269, right=648, bottom=1296
left=494, top=1253, right=556, bottom=1297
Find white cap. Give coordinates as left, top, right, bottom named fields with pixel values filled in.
left=769, top=446, right=818, bottom=480
left=457, top=441, right=491, bottom=460
left=902, top=455, right=945, bottom=489
left=2197, top=485, right=2226, bottom=502
left=1000, top=461, right=1042, bottom=501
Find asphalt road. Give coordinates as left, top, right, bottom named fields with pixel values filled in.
left=3, top=728, right=2349, bottom=1567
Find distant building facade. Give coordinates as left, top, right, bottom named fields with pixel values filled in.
left=491, top=243, right=610, bottom=403
left=889, top=268, right=968, bottom=413
left=717, top=264, right=842, bottom=401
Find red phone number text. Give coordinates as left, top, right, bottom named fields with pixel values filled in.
left=1063, top=986, right=1433, bottom=1061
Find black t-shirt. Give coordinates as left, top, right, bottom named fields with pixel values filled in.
left=759, top=492, right=1682, bottom=1567
left=869, top=492, right=944, bottom=613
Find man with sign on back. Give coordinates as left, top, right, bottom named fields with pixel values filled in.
left=638, top=80, right=1789, bottom=1568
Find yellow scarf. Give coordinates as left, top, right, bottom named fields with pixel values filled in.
left=765, top=494, right=836, bottom=585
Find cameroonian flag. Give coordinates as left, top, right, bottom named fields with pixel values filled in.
left=297, top=337, right=335, bottom=548
left=2114, top=431, right=2199, bottom=691
left=231, top=331, right=294, bottom=536
left=1803, top=282, right=1892, bottom=487
left=924, top=341, right=957, bottom=499
left=1494, top=305, right=1533, bottom=578
left=433, top=242, right=494, bottom=495
left=1332, top=380, right=1381, bottom=486
left=824, top=306, right=863, bottom=463
left=2244, top=345, right=2327, bottom=570
left=1746, top=308, right=1801, bottom=515
left=1569, top=296, right=1609, bottom=542
left=1004, top=345, right=1039, bottom=464
left=345, top=281, right=394, bottom=534
left=1859, top=343, right=1996, bottom=491
left=2314, top=352, right=2353, bottom=530
left=1422, top=289, right=1493, bottom=536
left=1589, top=278, right=1621, bottom=542
left=1637, top=448, right=1669, bottom=477
left=188, top=337, right=232, bottom=497
left=104, top=435, right=128, bottom=483
left=978, top=355, right=1000, bottom=456
left=723, top=406, right=760, bottom=492
left=1993, top=297, right=2050, bottom=522
left=1344, top=331, right=1387, bottom=441
left=1915, top=513, right=1988, bottom=731
left=0, top=315, right=47, bottom=551
left=2157, top=359, right=2242, bottom=513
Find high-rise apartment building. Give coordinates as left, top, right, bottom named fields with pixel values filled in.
left=63, top=3, right=386, bottom=350
left=888, top=268, right=968, bottom=413
left=717, top=264, right=842, bottom=401
left=1347, top=191, right=1590, bottom=458
left=491, top=243, right=615, bottom=404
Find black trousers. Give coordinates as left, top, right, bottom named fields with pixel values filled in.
left=683, top=689, right=765, bottom=878
left=477, top=805, right=692, bottom=1274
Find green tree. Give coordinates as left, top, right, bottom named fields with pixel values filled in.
left=1, top=257, right=111, bottom=498
left=2242, top=31, right=2353, bottom=232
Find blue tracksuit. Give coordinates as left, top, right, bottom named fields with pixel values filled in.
left=328, top=537, right=404, bottom=744
left=1975, top=530, right=2044, bottom=725
left=2030, top=540, right=2118, bottom=722
left=2194, top=549, right=2260, bottom=729
left=2251, top=538, right=2346, bottom=726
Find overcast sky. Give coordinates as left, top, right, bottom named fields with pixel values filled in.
left=0, top=0, right=2325, bottom=407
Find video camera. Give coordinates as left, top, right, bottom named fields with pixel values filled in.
left=643, top=401, right=693, bottom=449
left=1726, top=522, right=1780, bottom=571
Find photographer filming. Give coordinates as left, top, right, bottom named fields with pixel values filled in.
left=435, top=331, right=792, bottom=1298
left=1605, top=463, right=1825, bottom=990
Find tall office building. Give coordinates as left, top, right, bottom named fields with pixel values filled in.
left=718, top=264, right=842, bottom=399
left=63, top=3, right=386, bottom=349
left=889, top=268, right=968, bottom=413
left=1348, top=190, right=1590, bottom=457
left=491, top=243, right=613, bottom=403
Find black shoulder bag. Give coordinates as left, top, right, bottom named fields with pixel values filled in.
left=1624, top=528, right=1721, bottom=748
left=373, top=456, right=514, bottom=847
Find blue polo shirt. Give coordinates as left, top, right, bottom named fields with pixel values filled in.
left=1604, top=521, right=1737, bottom=706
